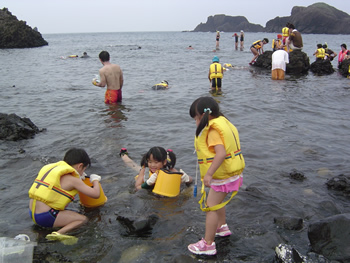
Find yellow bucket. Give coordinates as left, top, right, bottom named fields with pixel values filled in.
left=79, top=177, right=107, bottom=207
left=152, top=169, right=182, bottom=197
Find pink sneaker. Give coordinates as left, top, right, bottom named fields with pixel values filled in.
left=188, top=238, right=216, bottom=255
left=215, top=224, right=232, bottom=237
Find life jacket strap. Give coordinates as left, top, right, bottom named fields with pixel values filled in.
left=31, top=199, right=37, bottom=224
left=198, top=180, right=238, bottom=212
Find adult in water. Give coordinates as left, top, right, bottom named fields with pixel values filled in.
left=93, top=51, right=124, bottom=104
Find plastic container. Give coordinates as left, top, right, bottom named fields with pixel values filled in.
left=79, top=177, right=107, bottom=207
left=152, top=169, right=182, bottom=197
left=0, top=237, right=36, bottom=263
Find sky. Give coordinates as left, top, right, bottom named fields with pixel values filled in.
left=1, top=0, right=350, bottom=34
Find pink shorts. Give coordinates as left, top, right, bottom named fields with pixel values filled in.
left=210, top=174, right=243, bottom=193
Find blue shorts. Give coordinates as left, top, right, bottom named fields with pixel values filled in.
left=29, top=208, right=59, bottom=228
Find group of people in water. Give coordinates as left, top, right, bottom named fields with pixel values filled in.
left=28, top=93, right=245, bottom=256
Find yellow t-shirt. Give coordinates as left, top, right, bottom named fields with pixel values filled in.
left=207, top=128, right=224, bottom=152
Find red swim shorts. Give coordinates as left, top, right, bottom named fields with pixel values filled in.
left=105, top=89, right=122, bottom=104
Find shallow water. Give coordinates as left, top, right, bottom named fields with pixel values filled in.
left=0, top=32, right=350, bottom=262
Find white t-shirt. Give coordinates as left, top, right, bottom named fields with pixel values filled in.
left=272, top=50, right=289, bottom=71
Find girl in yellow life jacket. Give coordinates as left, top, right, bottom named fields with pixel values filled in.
left=28, top=148, right=101, bottom=241
left=187, top=97, right=245, bottom=256
left=119, top=147, right=192, bottom=191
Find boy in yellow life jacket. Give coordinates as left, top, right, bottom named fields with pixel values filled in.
left=208, top=56, right=223, bottom=95
left=28, top=148, right=102, bottom=242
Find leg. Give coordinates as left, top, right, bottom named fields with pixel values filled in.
left=204, top=188, right=228, bottom=245
left=250, top=48, right=259, bottom=64
left=53, top=210, right=88, bottom=234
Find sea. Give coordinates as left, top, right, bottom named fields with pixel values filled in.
left=0, top=31, right=350, bottom=262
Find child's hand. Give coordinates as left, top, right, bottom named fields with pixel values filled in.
left=146, top=173, right=158, bottom=185
left=203, top=174, right=212, bottom=187
left=90, top=174, right=101, bottom=183
left=180, top=169, right=190, bottom=183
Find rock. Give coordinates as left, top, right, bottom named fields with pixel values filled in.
left=116, top=214, right=159, bottom=237
left=0, top=113, right=44, bottom=141
left=310, top=60, right=335, bottom=75
left=253, top=50, right=310, bottom=74
left=326, top=174, right=350, bottom=196
left=289, top=169, right=306, bottom=181
left=266, top=3, right=350, bottom=34
left=274, top=216, right=303, bottom=230
left=338, top=59, right=350, bottom=78
left=308, top=213, right=350, bottom=261
left=274, top=244, right=332, bottom=263
left=0, top=8, right=48, bottom=48
left=192, top=14, right=264, bottom=32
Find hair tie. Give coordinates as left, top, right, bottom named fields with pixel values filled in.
left=204, top=108, right=212, bottom=114
left=167, top=151, right=171, bottom=163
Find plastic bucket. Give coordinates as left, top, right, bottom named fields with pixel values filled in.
left=79, top=178, right=107, bottom=207
left=152, top=169, right=182, bottom=197
left=0, top=237, right=37, bottom=263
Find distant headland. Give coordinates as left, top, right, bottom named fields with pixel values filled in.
left=191, top=2, right=350, bottom=34
left=0, top=7, right=48, bottom=48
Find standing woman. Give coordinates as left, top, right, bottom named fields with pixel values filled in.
left=216, top=31, right=220, bottom=50
left=240, top=30, right=244, bottom=50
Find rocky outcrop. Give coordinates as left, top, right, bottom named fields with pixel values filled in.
left=192, top=14, right=264, bottom=32
left=310, top=59, right=335, bottom=75
left=0, top=8, right=48, bottom=48
left=308, top=213, right=350, bottom=261
left=0, top=113, right=44, bottom=141
left=265, top=3, right=350, bottom=34
left=326, top=174, right=350, bottom=196
left=193, top=3, right=350, bottom=34
left=338, top=59, right=350, bottom=78
left=253, top=50, right=310, bottom=74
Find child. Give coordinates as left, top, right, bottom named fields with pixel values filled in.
left=119, top=147, right=192, bottom=191
left=187, top=97, right=245, bottom=255
left=208, top=56, right=224, bottom=95
left=313, top=43, right=326, bottom=61
left=249, top=38, right=269, bottom=65
left=28, top=148, right=102, bottom=241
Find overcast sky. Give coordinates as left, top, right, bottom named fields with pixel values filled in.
left=2, top=1, right=349, bottom=34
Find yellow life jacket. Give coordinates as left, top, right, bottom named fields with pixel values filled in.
left=252, top=40, right=262, bottom=49
left=209, top=63, right=223, bottom=79
left=28, top=161, right=80, bottom=210
left=316, top=48, right=325, bottom=59
left=194, top=116, right=245, bottom=180
left=272, top=39, right=281, bottom=50
left=282, top=27, right=289, bottom=37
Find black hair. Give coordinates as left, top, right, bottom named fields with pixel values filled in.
left=63, top=148, right=91, bottom=168
left=288, top=24, right=295, bottom=29
left=263, top=38, right=269, bottom=43
left=141, top=146, right=176, bottom=169
left=317, top=44, right=323, bottom=48
left=341, top=43, right=347, bottom=49
left=322, top=44, right=327, bottom=49
left=189, top=97, right=224, bottom=137
left=99, top=51, right=110, bottom=62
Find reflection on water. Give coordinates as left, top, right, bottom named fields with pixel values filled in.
left=102, top=103, right=128, bottom=127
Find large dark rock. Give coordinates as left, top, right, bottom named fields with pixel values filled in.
left=310, top=59, right=335, bottom=75
left=274, top=244, right=332, bottom=263
left=0, top=8, right=48, bottom=48
left=338, top=59, right=350, bottom=78
left=265, top=3, right=350, bottom=34
left=192, top=14, right=264, bottom=32
left=308, top=213, right=350, bottom=261
left=253, top=50, right=310, bottom=74
left=0, top=113, right=43, bottom=141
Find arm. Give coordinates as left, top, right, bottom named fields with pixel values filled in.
left=61, top=174, right=100, bottom=198
left=120, top=70, right=124, bottom=89
left=97, top=69, right=106, bottom=87
left=203, top=144, right=226, bottom=187
left=135, top=167, right=146, bottom=190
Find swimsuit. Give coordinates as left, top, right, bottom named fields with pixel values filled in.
left=29, top=208, right=59, bottom=228
left=105, top=89, right=122, bottom=104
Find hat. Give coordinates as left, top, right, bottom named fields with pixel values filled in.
left=277, top=34, right=282, bottom=39
left=240, top=30, right=244, bottom=33
left=212, top=56, right=219, bottom=63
